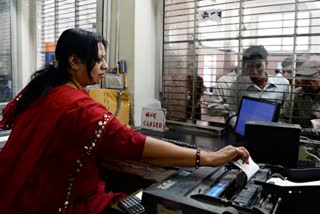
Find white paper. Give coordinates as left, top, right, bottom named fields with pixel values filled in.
left=311, top=119, right=320, bottom=130
left=233, top=156, right=260, bottom=182
left=267, top=177, right=320, bottom=187
left=135, top=190, right=143, bottom=200
left=143, top=98, right=162, bottom=109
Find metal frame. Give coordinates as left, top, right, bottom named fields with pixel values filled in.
left=162, top=0, right=320, bottom=125
left=98, top=0, right=111, bottom=88
left=11, top=0, right=19, bottom=96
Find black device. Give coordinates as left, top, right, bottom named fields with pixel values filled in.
left=142, top=166, right=277, bottom=214
left=118, top=195, right=145, bottom=214
left=245, top=121, right=301, bottom=168
left=234, top=96, right=280, bottom=136
left=142, top=164, right=320, bottom=214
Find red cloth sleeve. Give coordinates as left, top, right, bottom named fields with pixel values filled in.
left=0, top=88, right=27, bottom=129
left=98, top=116, right=146, bottom=161
left=68, top=96, right=146, bottom=162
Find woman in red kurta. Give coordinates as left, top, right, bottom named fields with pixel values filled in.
left=0, top=28, right=249, bottom=214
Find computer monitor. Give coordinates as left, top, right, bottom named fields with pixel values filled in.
left=234, top=96, right=280, bottom=136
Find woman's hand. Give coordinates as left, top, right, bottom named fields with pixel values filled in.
left=142, top=137, right=250, bottom=168
left=203, top=145, right=250, bottom=167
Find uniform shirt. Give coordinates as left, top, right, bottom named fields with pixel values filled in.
left=282, top=87, right=320, bottom=128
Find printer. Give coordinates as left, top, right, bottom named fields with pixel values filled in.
left=142, top=164, right=320, bottom=214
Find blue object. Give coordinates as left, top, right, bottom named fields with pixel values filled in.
left=235, top=96, right=279, bottom=136
left=206, top=180, right=229, bottom=197
left=45, top=52, right=55, bottom=65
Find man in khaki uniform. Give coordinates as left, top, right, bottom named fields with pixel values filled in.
left=282, top=61, right=320, bottom=128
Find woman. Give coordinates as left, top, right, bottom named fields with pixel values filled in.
left=0, top=28, right=249, bottom=214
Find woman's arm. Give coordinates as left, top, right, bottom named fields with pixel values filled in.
left=142, top=137, right=249, bottom=167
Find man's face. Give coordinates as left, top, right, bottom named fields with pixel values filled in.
left=243, top=58, right=268, bottom=83
left=283, top=64, right=303, bottom=87
left=298, top=73, right=320, bottom=94
left=283, top=65, right=292, bottom=78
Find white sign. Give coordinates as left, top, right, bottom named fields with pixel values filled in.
left=141, top=107, right=166, bottom=132
left=199, top=9, right=222, bottom=22
left=105, top=73, right=124, bottom=89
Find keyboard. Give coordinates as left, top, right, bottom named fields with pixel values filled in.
left=118, top=195, right=145, bottom=214
left=161, top=138, right=197, bottom=149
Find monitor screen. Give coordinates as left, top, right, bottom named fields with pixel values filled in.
left=235, top=97, right=279, bottom=136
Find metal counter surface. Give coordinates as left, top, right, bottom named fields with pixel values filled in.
left=136, top=125, right=244, bottom=151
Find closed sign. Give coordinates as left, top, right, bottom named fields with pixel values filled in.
left=141, top=108, right=166, bottom=132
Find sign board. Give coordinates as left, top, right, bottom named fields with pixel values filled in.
left=105, top=73, right=124, bottom=89
left=141, top=107, right=166, bottom=132
left=199, top=9, right=222, bottom=22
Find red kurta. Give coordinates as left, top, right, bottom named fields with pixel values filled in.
left=0, top=85, right=146, bottom=214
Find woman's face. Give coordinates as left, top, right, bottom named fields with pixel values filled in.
left=89, top=43, right=108, bottom=85
left=74, top=42, right=108, bottom=88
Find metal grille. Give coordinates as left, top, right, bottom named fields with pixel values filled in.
left=39, top=0, right=97, bottom=66
left=0, top=0, right=12, bottom=103
left=163, top=0, right=320, bottom=129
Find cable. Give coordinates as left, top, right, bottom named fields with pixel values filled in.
left=300, top=135, right=320, bottom=146
left=305, top=150, right=320, bottom=162
left=225, top=114, right=238, bottom=131
left=272, top=197, right=282, bottom=214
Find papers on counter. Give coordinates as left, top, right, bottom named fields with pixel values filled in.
left=267, top=177, right=320, bottom=187
left=233, top=155, right=320, bottom=187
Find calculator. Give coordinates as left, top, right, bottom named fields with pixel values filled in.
left=118, top=195, right=145, bottom=214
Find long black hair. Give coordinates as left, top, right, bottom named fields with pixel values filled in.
left=17, top=28, right=106, bottom=113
